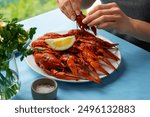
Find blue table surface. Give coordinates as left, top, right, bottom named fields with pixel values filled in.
left=13, top=9, right=150, bottom=100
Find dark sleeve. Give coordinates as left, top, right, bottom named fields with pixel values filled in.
left=81, top=0, right=96, bottom=9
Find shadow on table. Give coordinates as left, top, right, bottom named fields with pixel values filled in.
left=57, top=57, right=126, bottom=91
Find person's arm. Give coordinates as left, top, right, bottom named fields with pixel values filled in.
left=82, top=2, right=150, bottom=42
left=129, top=19, right=150, bottom=42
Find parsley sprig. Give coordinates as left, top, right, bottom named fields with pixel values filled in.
left=0, top=16, right=36, bottom=99
left=0, top=17, right=36, bottom=61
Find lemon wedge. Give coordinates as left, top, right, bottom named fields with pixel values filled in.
left=45, top=36, right=75, bottom=51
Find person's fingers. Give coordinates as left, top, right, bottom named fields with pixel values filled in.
left=57, top=0, right=76, bottom=21
left=57, top=0, right=70, bottom=18
left=70, top=0, right=81, bottom=15
left=60, top=5, right=70, bottom=19
left=96, top=22, right=115, bottom=29
left=88, top=2, right=118, bottom=15
left=83, top=8, right=121, bottom=24
left=64, top=1, right=76, bottom=20
left=87, top=15, right=120, bottom=27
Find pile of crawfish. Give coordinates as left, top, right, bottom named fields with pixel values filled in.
left=31, top=12, right=120, bottom=83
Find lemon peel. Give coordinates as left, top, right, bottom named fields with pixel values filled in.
left=45, top=36, right=75, bottom=51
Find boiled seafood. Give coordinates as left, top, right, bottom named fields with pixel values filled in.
left=31, top=29, right=120, bottom=83
left=76, top=12, right=97, bottom=35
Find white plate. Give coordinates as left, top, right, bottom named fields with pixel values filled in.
left=25, top=31, right=121, bottom=83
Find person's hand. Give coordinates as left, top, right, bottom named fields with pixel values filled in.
left=83, top=2, right=133, bottom=34
left=57, top=0, right=82, bottom=21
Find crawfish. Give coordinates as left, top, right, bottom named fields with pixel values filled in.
left=34, top=51, right=64, bottom=70
left=81, top=47, right=109, bottom=75
left=76, top=12, right=97, bottom=35
left=34, top=51, right=79, bottom=80
left=60, top=54, right=100, bottom=83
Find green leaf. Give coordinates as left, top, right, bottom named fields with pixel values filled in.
left=29, top=27, right=37, bottom=39
left=0, top=16, right=36, bottom=99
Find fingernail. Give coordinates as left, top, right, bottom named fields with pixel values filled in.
left=88, top=23, right=92, bottom=27
left=82, top=19, right=86, bottom=24
left=71, top=15, right=76, bottom=21
left=76, top=10, right=80, bottom=15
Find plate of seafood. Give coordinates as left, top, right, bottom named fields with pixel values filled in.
left=25, top=29, right=121, bottom=83
left=25, top=12, right=121, bottom=83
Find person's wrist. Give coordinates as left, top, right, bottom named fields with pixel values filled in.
left=125, top=17, right=135, bottom=35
